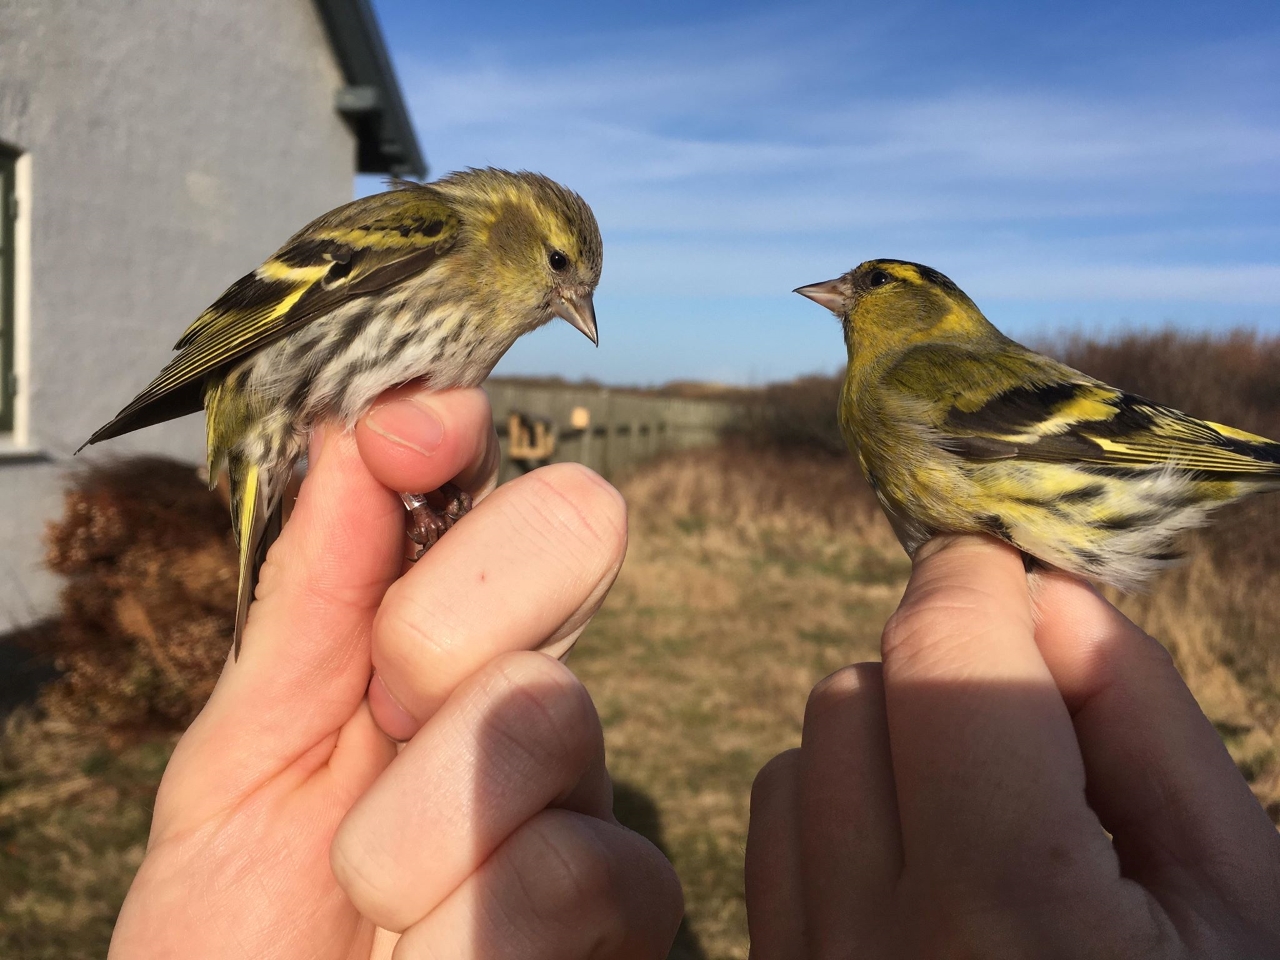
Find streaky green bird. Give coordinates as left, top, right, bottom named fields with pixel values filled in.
left=83, top=168, right=603, bottom=656
left=796, top=259, right=1280, bottom=587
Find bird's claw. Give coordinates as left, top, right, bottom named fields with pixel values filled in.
left=441, top=482, right=472, bottom=524
left=402, top=483, right=473, bottom=560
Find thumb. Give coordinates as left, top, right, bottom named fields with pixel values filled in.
left=158, top=425, right=404, bottom=815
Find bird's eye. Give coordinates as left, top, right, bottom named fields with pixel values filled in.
left=326, top=258, right=353, bottom=283
left=868, top=270, right=891, bottom=287
left=548, top=250, right=569, bottom=272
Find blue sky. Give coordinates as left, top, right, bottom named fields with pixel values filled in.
left=364, top=0, right=1280, bottom=385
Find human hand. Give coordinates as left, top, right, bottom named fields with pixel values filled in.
left=108, top=385, right=681, bottom=959
left=746, top=535, right=1280, bottom=958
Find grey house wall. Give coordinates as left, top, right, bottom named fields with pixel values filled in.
left=0, top=0, right=359, bottom=628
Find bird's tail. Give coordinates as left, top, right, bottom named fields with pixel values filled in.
left=227, top=454, right=283, bottom=659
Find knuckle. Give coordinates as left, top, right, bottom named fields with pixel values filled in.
left=261, top=534, right=380, bottom=622
left=482, top=654, right=599, bottom=774
left=880, top=582, right=994, bottom=665
left=456, top=385, right=494, bottom=422
left=511, top=813, right=616, bottom=924
left=374, top=580, right=465, bottom=665
left=481, top=814, right=679, bottom=960
left=880, top=601, right=928, bottom=659
left=507, top=464, right=627, bottom=571
left=751, top=748, right=801, bottom=802
left=329, top=825, right=411, bottom=932
left=806, top=662, right=882, bottom=720
left=1135, top=630, right=1176, bottom=672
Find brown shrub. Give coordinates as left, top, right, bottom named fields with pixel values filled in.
left=722, top=373, right=847, bottom=457
left=33, top=458, right=235, bottom=741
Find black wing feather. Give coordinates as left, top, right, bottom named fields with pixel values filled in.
left=82, top=188, right=459, bottom=450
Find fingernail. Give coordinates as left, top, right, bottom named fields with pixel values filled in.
left=368, top=671, right=420, bottom=742
left=366, top=398, right=444, bottom=457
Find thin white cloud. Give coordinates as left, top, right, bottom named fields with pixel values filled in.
left=384, top=5, right=1280, bottom=377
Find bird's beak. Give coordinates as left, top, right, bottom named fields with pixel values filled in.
left=793, top=279, right=846, bottom=314
left=555, top=290, right=599, bottom=345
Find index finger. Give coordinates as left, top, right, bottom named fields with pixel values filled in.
left=880, top=535, right=1110, bottom=889
left=367, top=463, right=628, bottom=740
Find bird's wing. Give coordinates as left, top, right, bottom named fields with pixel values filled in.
left=82, top=188, right=461, bottom=446
left=884, top=343, right=1280, bottom=477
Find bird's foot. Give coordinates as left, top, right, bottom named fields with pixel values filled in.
left=401, top=484, right=473, bottom=560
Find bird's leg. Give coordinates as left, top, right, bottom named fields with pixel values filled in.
left=401, top=483, right=474, bottom=560
left=401, top=492, right=446, bottom=554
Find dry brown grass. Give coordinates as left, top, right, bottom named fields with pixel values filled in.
left=572, top=448, right=909, bottom=958
left=0, top=709, right=170, bottom=959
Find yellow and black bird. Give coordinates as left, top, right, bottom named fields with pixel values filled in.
left=796, top=259, right=1280, bottom=586
left=84, top=168, right=603, bottom=655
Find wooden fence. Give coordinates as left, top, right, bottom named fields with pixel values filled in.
left=483, top=380, right=739, bottom=483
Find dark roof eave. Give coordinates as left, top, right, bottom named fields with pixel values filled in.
left=312, top=0, right=427, bottom=179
